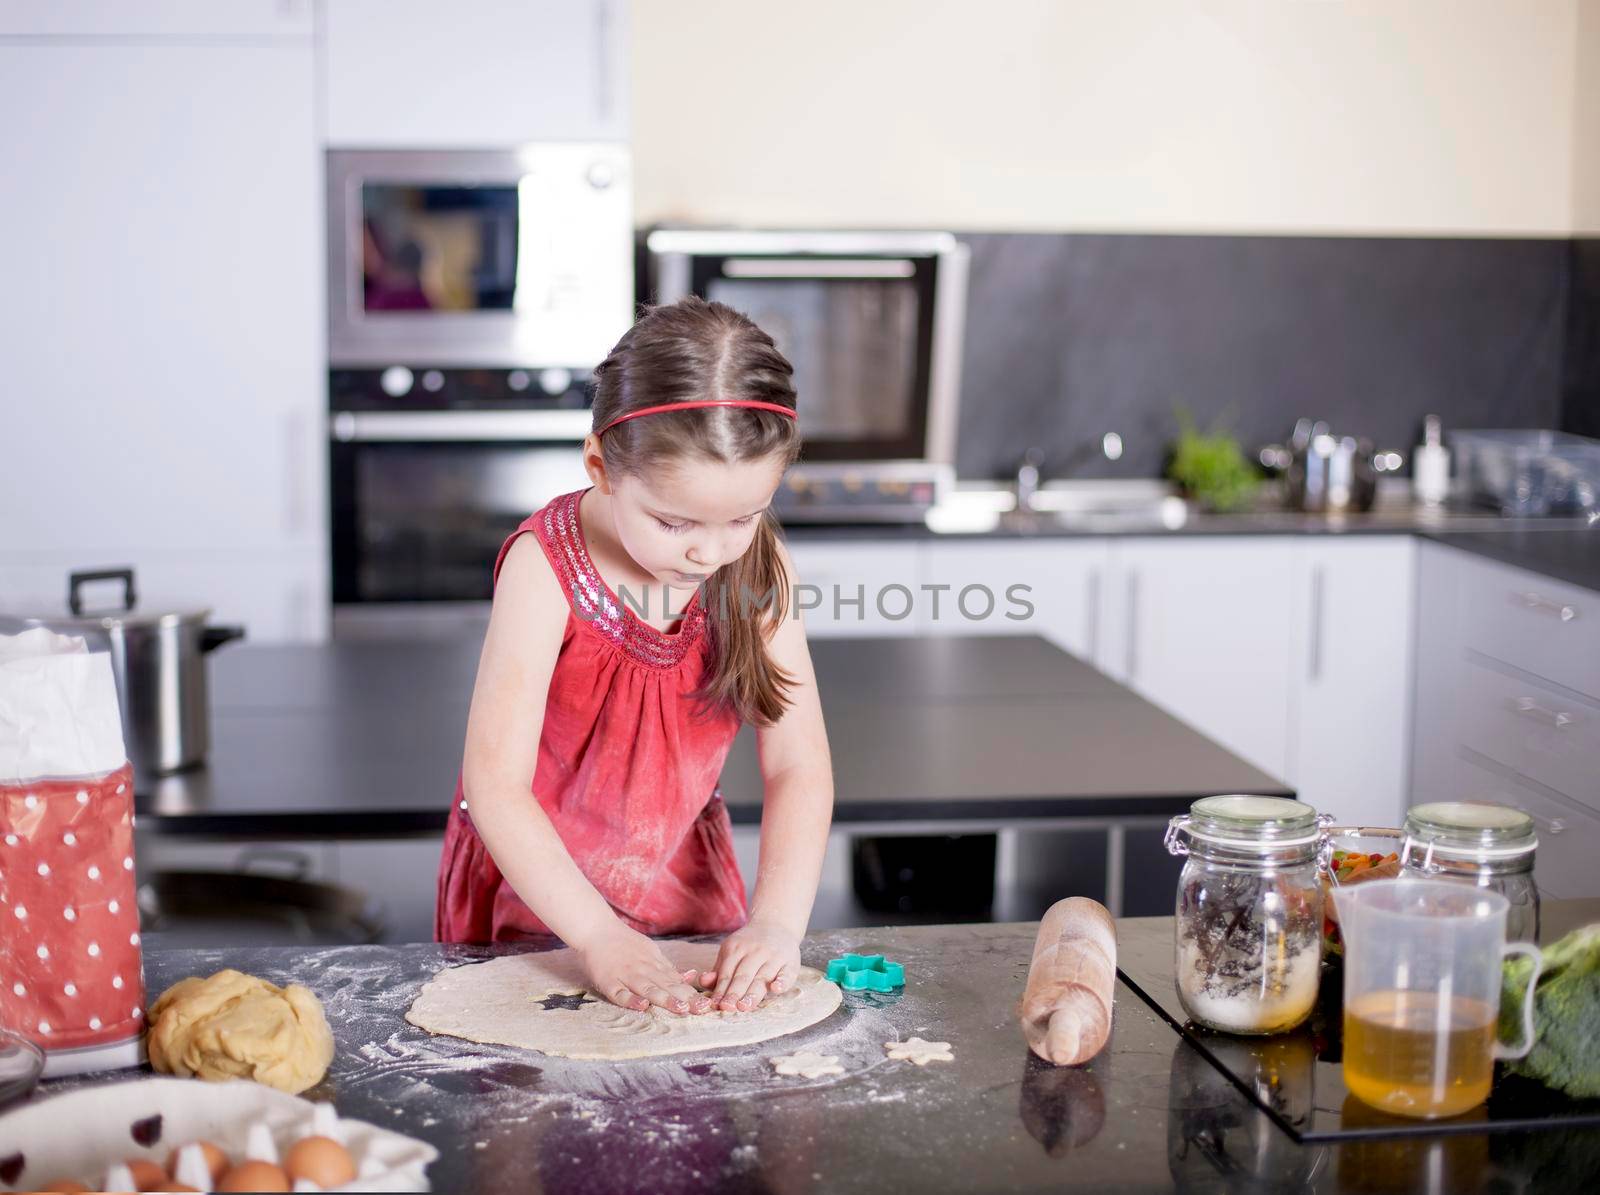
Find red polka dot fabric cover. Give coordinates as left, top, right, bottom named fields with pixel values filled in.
left=0, top=763, right=145, bottom=1052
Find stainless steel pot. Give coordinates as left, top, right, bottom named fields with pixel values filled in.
left=20, top=569, right=244, bottom=782
left=1261, top=420, right=1405, bottom=513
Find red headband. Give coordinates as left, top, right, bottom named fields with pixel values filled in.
left=594, top=400, right=798, bottom=436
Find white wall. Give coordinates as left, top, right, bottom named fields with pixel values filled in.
left=1574, top=0, right=1600, bottom=234
left=633, top=0, right=1580, bottom=235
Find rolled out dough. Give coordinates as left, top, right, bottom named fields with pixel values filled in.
left=405, top=941, right=842, bottom=1061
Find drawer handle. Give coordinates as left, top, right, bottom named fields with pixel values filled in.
left=1517, top=591, right=1578, bottom=622
left=1511, top=805, right=1568, bottom=836
left=1511, top=696, right=1574, bottom=729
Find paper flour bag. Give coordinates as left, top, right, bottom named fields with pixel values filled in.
left=0, top=627, right=146, bottom=1076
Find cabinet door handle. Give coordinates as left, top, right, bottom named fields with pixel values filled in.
left=1517, top=591, right=1578, bottom=622
left=1511, top=696, right=1574, bottom=729
left=1124, top=569, right=1139, bottom=680
left=1308, top=564, right=1325, bottom=683
left=1086, top=569, right=1101, bottom=662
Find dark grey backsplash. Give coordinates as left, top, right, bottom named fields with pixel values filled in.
left=953, top=233, right=1574, bottom=481
left=1563, top=239, right=1600, bottom=441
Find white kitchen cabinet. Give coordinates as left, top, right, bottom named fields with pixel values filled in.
left=1102, top=539, right=1296, bottom=779
left=783, top=541, right=925, bottom=638
left=321, top=0, right=628, bottom=147
left=920, top=541, right=1109, bottom=657
left=1409, top=542, right=1468, bottom=804
left=1411, top=542, right=1600, bottom=838
left=0, top=1, right=312, bottom=38
left=1286, top=538, right=1416, bottom=827
left=0, top=42, right=323, bottom=640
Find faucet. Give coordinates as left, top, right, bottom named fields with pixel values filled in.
left=1015, top=447, right=1045, bottom=512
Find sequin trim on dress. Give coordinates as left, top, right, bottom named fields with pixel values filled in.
left=539, top=490, right=706, bottom=668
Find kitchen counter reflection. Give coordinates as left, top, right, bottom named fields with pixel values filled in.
left=25, top=920, right=1600, bottom=1191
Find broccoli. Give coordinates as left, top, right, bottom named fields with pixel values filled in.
left=1499, top=923, right=1600, bottom=1099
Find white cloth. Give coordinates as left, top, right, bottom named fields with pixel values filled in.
left=0, top=627, right=127, bottom=782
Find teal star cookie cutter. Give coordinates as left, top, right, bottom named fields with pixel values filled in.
left=825, top=953, right=906, bottom=992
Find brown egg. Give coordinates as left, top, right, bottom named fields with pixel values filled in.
left=218, top=1160, right=291, bottom=1192
left=166, top=1141, right=230, bottom=1186
left=284, top=1135, right=356, bottom=1189
left=125, top=1159, right=174, bottom=1192
left=39, top=1182, right=90, bottom=1194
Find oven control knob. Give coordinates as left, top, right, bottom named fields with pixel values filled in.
left=421, top=370, right=445, bottom=393
left=380, top=366, right=414, bottom=397
left=507, top=370, right=531, bottom=392
left=539, top=368, right=573, bottom=395
left=587, top=161, right=615, bottom=190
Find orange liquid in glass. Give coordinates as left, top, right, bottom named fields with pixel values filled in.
left=1343, top=989, right=1496, bottom=1119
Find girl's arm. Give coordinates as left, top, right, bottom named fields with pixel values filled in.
left=705, top=540, right=835, bottom=1011
left=462, top=535, right=706, bottom=1015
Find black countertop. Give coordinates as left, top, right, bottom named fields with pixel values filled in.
left=139, top=636, right=1287, bottom=838
left=21, top=917, right=1600, bottom=1193
left=1423, top=527, right=1600, bottom=594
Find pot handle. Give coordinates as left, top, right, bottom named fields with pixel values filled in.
left=201, top=625, right=247, bottom=653
left=68, top=567, right=135, bottom=616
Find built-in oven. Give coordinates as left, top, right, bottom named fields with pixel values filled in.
left=329, top=432, right=588, bottom=637
left=327, top=146, right=631, bottom=634
left=644, top=230, right=968, bottom=522
left=327, top=145, right=633, bottom=372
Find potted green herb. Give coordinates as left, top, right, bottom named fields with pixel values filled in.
left=1166, top=411, right=1261, bottom=513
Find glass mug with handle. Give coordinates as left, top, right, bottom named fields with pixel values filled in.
left=1337, top=878, right=1542, bottom=1119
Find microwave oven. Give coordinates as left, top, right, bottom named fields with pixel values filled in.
left=644, top=229, right=968, bottom=522
left=326, top=145, right=633, bottom=372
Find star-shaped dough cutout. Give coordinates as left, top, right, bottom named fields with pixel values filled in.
left=535, top=990, right=596, bottom=1012
left=769, top=1051, right=845, bottom=1079
left=884, top=1037, right=953, bottom=1065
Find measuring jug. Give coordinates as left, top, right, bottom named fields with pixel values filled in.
left=1337, top=878, right=1542, bottom=1119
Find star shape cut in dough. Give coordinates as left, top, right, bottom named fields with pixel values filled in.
left=535, top=990, right=597, bottom=1012
left=769, top=1051, right=845, bottom=1079
left=884, top=1037, right=953, bottom=1065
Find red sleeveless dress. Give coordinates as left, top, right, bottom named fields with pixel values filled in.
left=434, top=488, right=749, bottom=943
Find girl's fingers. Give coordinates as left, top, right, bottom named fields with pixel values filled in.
left=711, top=948, right=743, bottom=1002
left=609, top=984, right=647, bottom=1012
left=639, top=982, right=685, bottom=1014
left=698, top=970, right=718, bottom=990
left=742, top=977, right=770, bottom=1008
left=768, top=961, right=799, bottom=995
left=719, top=954, right=766, bottom=1010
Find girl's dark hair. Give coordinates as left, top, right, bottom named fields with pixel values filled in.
left=591, top=297, right=802, bottom=726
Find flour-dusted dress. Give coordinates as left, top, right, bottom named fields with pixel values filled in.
left=434, top=488, right=749, bottom=943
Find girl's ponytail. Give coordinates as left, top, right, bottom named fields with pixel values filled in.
left=699, top=512, right=795, bottom=727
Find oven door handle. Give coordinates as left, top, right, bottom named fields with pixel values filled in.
left=721, top=258, right=918, bottom=280
left=331, top=410, right=595, bottom=442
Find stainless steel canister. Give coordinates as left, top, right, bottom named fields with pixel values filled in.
left=19, top=569, right=244, bottom=782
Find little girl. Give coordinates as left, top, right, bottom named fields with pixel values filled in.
left=435, top=297, right=834, bottom=1018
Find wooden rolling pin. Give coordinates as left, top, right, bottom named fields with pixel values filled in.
left=1019, top=897, right=1117, bottom=1065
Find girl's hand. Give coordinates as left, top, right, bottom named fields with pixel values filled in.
left=575, top=924, right=712, bottom=1016
left=698, top=921, right=801, bottom=1012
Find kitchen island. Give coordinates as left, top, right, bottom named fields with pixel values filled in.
left=134, top=635, right=1288, bottom=925
left=20, top=910, right=1600, bottom=1194
left=137, top=635, right=1286, bottom=836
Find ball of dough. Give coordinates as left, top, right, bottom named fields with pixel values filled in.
left=146, top=970, right=334, bottom=1094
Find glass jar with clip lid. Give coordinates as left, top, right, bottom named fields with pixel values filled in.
left=1400, top=801, right=1540, bottom=944
left=1165, top=795, right=1332, bottom=1035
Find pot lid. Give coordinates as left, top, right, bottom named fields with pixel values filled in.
left=11, top=569, right=212, bottom=632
